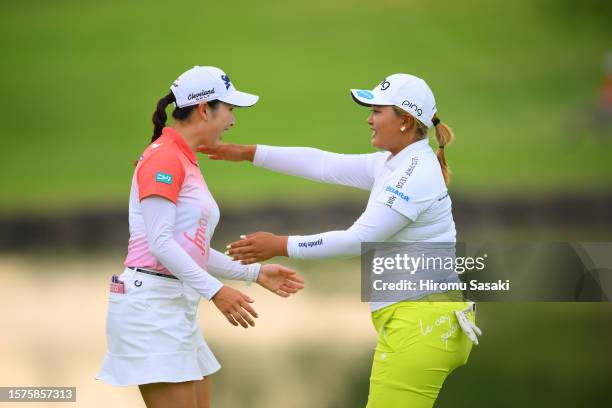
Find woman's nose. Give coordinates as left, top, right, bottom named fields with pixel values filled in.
left=367, top=114, right=373, bottom=125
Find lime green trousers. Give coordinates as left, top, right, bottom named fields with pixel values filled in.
left=366, top=294, right=475, bottom=408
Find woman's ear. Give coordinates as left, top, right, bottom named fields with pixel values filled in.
left=197, top=102, right=210, bottom=121
left=402, top=114, right=414, bottom=127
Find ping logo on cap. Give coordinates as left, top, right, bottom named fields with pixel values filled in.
left=155, top=172, right=173, bottom=185
left=356, top=90, right=374, bottom=100
left=221, top=75, right=231, bottom=90
left=401, top=100, right=423, bottom=117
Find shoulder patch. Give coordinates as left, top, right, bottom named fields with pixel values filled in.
left=155, top=172, right=173, bottom=185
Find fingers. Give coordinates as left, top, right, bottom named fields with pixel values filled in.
left=281, top=279, right=304, bottom=291
left=281, top=276, right=304, bottom=288
left=274, top=289, right=290, bottom=298
left=227, top=245, right=263, bottom=263
left=228, top=250, right=261, bottom=264
left=240, top=299, right=259, bottom=319
left=278, top=267, right=305, bottom=282
left=214, top=286, right=259, bottom=328
left=278, top=265, right=297, bottom=274
left=228, top=250, right=256, bottom=260
left=225, top=304, right=257, bottom=328
left=224, top=312, right=238, bottom=327
left=287, top=278, right=305, bottom=290
left=236, top=308, right=255, bottom=327
left=197, top=145, right=217, bottom=154
left=280, top=267, right=305, bottom=289
left=285, top=272, right=305, bottom=284
left=226, top=244, right=254, bottom=256
left=279, top=284, right=299, bottom=294
left=226, top=242, right=261, bottom=263
left=227, top=239, right=252, bottom=250
left=239, top=258, right=261, bottom=265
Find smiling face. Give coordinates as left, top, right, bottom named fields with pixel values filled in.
left=367, top=105, right=413, bottom=153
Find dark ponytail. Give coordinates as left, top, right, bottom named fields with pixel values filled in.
left=151, top=92, right=222, bottom=143
left=152, top=92, right=176, bottom=142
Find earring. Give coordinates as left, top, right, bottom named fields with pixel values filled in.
left=400, top=126, right=406, bottom=132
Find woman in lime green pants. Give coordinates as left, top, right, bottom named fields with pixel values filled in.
left=201, top=72, right=482, bottom=407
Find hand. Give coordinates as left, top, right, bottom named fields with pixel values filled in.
left=226, top=232, right=288, bottom=264
left=257, top=264, right=305, bottom=297
left=197, top=143, right=256, bottom=162
left=211, top=285, right=258, bottom=328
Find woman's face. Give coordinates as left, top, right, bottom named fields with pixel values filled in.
left=367, top=105, right=406, bottom=152
left=200, top=101, right=235, bottom=147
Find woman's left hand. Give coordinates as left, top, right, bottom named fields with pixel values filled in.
left=226, top=232, right=288, bottom=264
left=257, top=264, right=305, bottom=297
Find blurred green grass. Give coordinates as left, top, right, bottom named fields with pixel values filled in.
left=1, top=0, right=611, bottom=212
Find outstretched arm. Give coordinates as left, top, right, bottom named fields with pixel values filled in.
left=207, top=248, right=261, bottom=282
left=226, top=202, right=411, bottom=262
left=198, top=143, right=381, bottom=191
left=208, top=248, right=305, bottom=297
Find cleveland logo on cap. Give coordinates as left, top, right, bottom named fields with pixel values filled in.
left=188, top=88, right=215, bottom=101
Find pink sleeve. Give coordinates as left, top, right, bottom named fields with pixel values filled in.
left=137, top=150, right=185, bottom=204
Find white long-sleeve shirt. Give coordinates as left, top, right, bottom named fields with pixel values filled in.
left=140, top=197, right=260, bottom=300
left=253, top=139, right=456, bottom=310
left=125, top=127, right=260, bottom=301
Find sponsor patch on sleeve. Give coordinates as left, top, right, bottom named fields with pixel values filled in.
left=384, top=185, right=411, bottom=205
left=155, top=171, right=173, bottom=185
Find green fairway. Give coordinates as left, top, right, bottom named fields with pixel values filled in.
left=1, top=0, right=611, bottom=211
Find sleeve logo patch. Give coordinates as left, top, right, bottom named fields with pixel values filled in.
left=385, top=185, right=410, bottom=202
left=155, top=172, right=173, bottom=185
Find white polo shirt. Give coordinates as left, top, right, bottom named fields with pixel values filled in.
left=368, top=138, right=455, bottom=242
left=254, top=139, right=457, bottom=310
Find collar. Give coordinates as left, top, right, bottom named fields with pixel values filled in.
left=385, top=138, right=430, bottom=171
left=161, top=127, right=198, bottom=165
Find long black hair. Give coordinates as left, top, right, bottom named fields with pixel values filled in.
left=151, top=92, right=221, bottom=142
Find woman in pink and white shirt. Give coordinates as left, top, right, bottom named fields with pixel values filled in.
left=96, top=66, right=304, bottom=408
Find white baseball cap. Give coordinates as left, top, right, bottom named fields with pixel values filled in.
left=350, top=73, right=437, bottom=127
left=170, top=66, right=259, bottom=108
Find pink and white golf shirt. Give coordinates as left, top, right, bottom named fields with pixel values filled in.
left=124, top=127, right=220, bottom=277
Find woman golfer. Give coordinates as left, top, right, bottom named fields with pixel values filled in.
left=96, top=66, right=304, bottom=408
left=200, top=73, right=481, bottom=408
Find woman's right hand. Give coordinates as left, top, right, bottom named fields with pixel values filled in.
left=211, top=285, right=258, bottom=328
left=197, top=143, right=256, bottom=162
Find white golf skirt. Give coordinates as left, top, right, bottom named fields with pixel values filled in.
left=96, top=268, right=221, bottom=386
